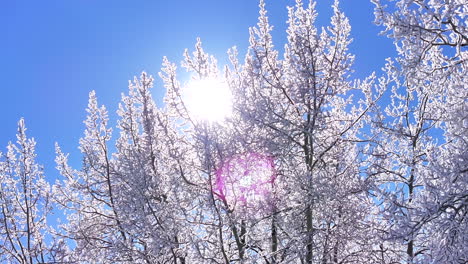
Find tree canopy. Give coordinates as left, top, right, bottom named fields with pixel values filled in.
left=1, top=0, right=466, bottom=263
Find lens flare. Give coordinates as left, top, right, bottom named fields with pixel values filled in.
left=214, top=152, right=276, bottom=216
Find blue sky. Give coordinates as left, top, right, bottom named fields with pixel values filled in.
left=0, top=0, right=396, bottom=180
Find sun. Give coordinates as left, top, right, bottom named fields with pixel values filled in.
left=183, top=78, right=233, bottom=122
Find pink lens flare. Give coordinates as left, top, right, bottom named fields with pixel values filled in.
left=213, top=152, right=277, bottom=215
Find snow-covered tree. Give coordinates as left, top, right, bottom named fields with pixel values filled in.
left=370, top=0, right=467, bottom=262
left=0, top=119, right=58, bottom=263
left=160, top=1, right=386, bottom=262
left=53, top=91, right=133, bottom=262
left=230, top=1, right=385, bottom=262
left=114, top=72, right=190, bottom=262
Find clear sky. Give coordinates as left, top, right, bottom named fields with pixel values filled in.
left=0, top=0, right=396, bottom=180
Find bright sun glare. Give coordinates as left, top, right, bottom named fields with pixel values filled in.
left=183, top=78, right=233, bottom=122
